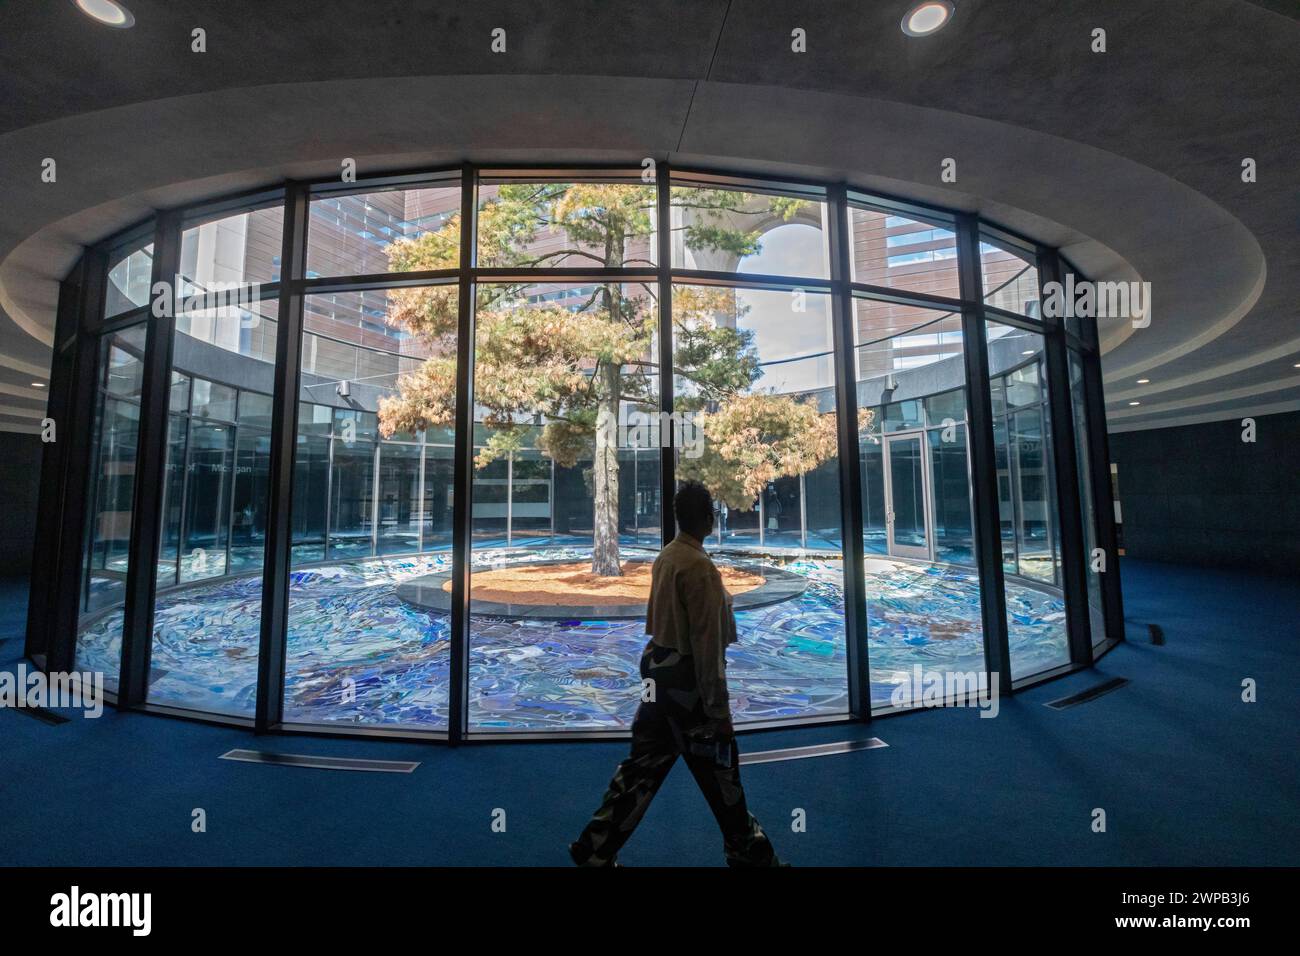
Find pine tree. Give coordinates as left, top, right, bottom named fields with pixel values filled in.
left=376, top=183, right=860, bottom=576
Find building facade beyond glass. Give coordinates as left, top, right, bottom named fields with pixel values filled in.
left=26, top=164, right=1124, bottom=741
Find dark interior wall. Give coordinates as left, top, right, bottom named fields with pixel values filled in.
left=0, top=431, right=43, bottom=576
left=1109, top=410, right=1300, bottom=572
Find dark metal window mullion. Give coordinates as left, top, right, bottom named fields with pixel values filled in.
left=657, top=162, right=676, bottom=546
left=33, top=255, right=98, bottom=670
left=80, top=388, right=105, bottom=617
left=370, top=440, right=381, bottom=556
left=117, top=210, right=182, bottom=706
left=254, top=181, right=309, bottom=732
left=176, top=415, right=194, bottom=586
left=448, top=165, right=478, bottom=744
left=324, top=432, right=335, bottom=560
left=1006, top=407, right=1022, bottom=576
left=1039, top=249, right=1094, bottom=666
left=1080, top=319, right=1126, bottom=644
left=955, top=213, right=1012, bottom=693
left=222, top=422, right=237, bottom=576
left=417, top=435, right=426, bottom=553
left=827, top=184, right=871, bottom=719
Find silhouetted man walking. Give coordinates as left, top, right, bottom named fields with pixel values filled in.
left=569, top=482, right=782, bottom=867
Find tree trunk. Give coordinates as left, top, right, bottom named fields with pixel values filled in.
left=591, top=365, right=622, bottom=576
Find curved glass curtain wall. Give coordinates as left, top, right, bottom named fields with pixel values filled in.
left=65, top=165, right=1119, bottom=738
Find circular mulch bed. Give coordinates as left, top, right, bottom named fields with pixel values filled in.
left=395, top=557, right=809, bottom=620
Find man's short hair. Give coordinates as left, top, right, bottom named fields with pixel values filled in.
left=675, top=481, right=713, bottom=530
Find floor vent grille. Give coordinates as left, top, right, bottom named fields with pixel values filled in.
left=219, top=749, right=419, bottom=773
left=1044, top=677, right=1130, bottom=710
left=740, top=737, right=888, bottom=765
left=17, top=707, right=70, bottom=725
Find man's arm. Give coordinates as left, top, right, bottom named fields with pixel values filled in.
left=680, top=563, right=734, bottom=730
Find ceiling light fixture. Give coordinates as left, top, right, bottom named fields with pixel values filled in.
left=32, top=382, right=46, bottom=388
left=901, top=1, right=955, bottom=37
left=72, top=0, right=135, bottom=29
left=1136, top=378, right=1150, bottom=384
left=1129, top=401, right=1141, bottom=406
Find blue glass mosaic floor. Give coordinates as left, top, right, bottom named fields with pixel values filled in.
left=75, top=549, right=1069, bottom=730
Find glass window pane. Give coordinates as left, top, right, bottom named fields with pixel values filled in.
left=229, top=422, right=272, bottom=576
left=478, top=181, right=658, bottom=269
left=853, top=297, right=964, bottom=378
left=990, top=374, right=1007, bottom=418
left=1011, top=407, right=1053, bottom=580
left=883, top=399, right=923, bottom=432
left=422, top=441, right=454, bottom=551
left=888, top=435, right=927, bottom=549
left=190, top=378, right=237, bottom=421
left=993, top=415, right=1015, bottom=572
left=924, top=386, right=966, bottom=425
left=75, top=324, right=148, bottom=695
left=285, top=285, right=458, bottom=729
left=986, top=320, right=1069, bottom=680
left=929, top=426, right=973, bottom=564
left=179, top=420, right=234, bottom=581
left=852, top=299, right=986, bottom=710
left=169, top=371, right=190, bottom=412
left=306, top=184, right=461, bottom=278
left=1007, top=358, right=1042, bottom=407
left=177, top=297, right=279, bottom=365
left=237, top=390, right=273, bottom=427
left=374, top=442, right=421, bottom=556
left=981, top=235, right=1041, bottom=317
left=467, top=280, right=662, bottom=731
left=329, top=434, right=376, bottom=558
left=472, top=453, right=509, bottom=542
left=860, top=413, right=885, bottom=556
left=103, top=333, right=147, bottom=398
left=674, top=283, right=847, bottom=723
left=104, top=237, right=154, bottom=318
left=179, top=204, right=284, bottom=296
left=671, top=184, right=827, bottom=278
left=850, top=206, right=959, bottom=297
left=144, top=293, right=281, bottom=717
left=157, top=414, right=187, bottom=586
left=290, top=407, right=330, bottom=564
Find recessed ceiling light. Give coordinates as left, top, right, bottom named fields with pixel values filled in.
left=1021, top=350, right=1034, bottom=355
left=32, top=382, right=46, bottom=388
left=1136, top=378, right=1150, bottom=384
left=901, top=1, right=955, bottom=37
left=1128, top=401, right=1141, bottom=406
left=72, top=0, right=135, bottom=29
left=1293, top=362, right=1300, bottom=368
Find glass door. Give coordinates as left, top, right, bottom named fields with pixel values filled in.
left=884, top=432, right=931, bottom=559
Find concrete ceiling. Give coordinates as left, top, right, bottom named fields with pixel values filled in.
left=0, top=0, right=1296, bottom=435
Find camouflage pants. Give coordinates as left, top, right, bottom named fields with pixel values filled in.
left=571, top=641, right=779, bottom=866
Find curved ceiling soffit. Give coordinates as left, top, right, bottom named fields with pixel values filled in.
left=673, top=82, right=1268, bottom=385
left=0, top=74, right=1267, bottom=404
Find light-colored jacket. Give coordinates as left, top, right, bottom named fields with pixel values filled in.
left=645, top=533, right=738, bottom=720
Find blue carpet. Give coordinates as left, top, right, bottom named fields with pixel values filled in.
left=0, top=560, right=1296, bottom=866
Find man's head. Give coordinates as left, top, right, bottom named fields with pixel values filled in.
left=674, top=481, right=715, bottom=541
